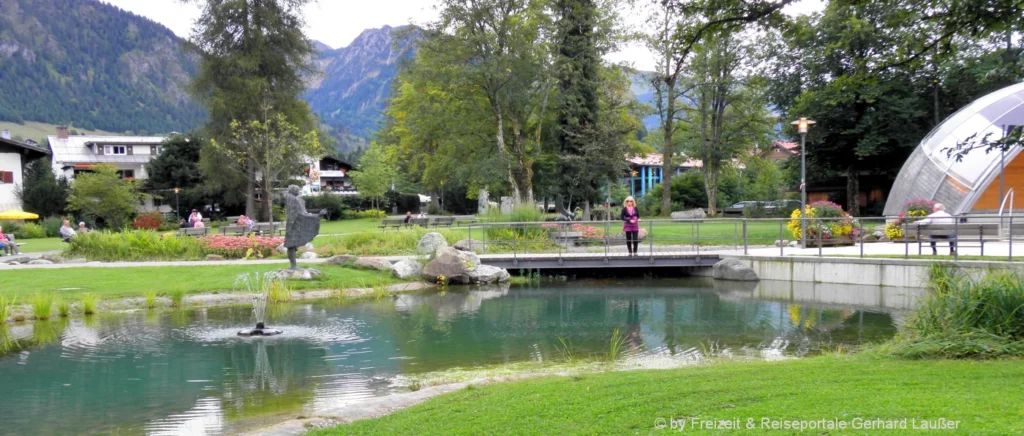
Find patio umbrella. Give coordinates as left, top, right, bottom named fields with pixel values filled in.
left=0, top=210, right=40, bottom=220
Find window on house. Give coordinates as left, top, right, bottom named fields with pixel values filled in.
left=0, top=171, right=13, bottom=184
left=104, top=146, right=128, bottom=155
left=154, top=146, right=163, bottom=155
left=116, top=170, right=135, bottom=179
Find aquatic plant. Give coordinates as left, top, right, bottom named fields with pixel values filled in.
left=0, top=296, right=12, bottom=323
left=57, top=298, right=71, bottom=318
left=80, top=293, right=98, bottom=315
left=169, top=289, right=186, bottom=308
left=143, top=291, right=158, bottom=309
left=268, top=280, right=291, bottom=303
left=606, top=329, right=628, bottom=361
left=31, top=294, right=53, bottom=320
left=556, top=337, right=578, bottom=364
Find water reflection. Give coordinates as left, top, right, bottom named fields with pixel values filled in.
left=0, top=279, right=913, bottom=434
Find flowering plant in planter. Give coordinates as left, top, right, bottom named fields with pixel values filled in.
left=884, top=198, right=935, bottom=239
left=201, top=234, right=284, bottom=259
left=787, top=201, right=856, bottom=240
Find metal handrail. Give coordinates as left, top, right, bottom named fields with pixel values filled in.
left=998, top=188, right=1014, bottom=228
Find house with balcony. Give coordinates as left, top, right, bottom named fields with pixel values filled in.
left=0, top=130, right=51, bottom=212
left=309, top=156, right=358, bottom=195
left=626, top=153, right=702, bottom=198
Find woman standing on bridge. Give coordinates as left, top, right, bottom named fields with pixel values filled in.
left=621, top=196, right=641, bottom=257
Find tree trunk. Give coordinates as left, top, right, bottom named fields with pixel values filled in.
left=704, top=166, right=719, bottom=216
left=494, top=107, right=522, bottom=204
left=846, top=163, right=860, bottom=216
left=583, top=201, right=591, bottom=222
left=245, top=159, right=256, bottom=218
left=264, top=184, right=273, bottom=225
left=661, top=84, right=676, bottom=216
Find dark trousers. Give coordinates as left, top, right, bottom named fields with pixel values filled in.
left=930, top=236, right=956, bottom=254
left=625, top=231, right=639, bottom=254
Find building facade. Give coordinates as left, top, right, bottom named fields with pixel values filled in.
left=0, top=130, right=52, bottom=212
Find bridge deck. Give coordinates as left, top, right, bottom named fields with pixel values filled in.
left=478, top=252, right=721, bottom=269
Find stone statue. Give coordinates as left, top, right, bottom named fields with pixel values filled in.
left=284, top=185, right=326, bottom=270
left=478, top=187, right=489, bottom=215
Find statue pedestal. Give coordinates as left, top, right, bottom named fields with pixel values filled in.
left=274, top=268, right=322, bottom=281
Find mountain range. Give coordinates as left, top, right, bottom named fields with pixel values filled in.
left=0, top=0, right=413, bottom=152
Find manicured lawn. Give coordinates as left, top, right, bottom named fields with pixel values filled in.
left=0, top=264, right=401, bottom=300
left=312, top=356, right=1024, bottom=435
left=16, top=237, right=64, bottom=253
left=318, top=218, right=385, bottom=235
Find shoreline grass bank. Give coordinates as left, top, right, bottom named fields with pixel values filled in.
left=309, top=355, right=1023, bottom=435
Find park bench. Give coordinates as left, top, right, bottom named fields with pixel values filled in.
left=409, top=217, right=429, bottom=227
left=903, top=222, right=1000, bottom=255
left=379, top=218, right=405, bottom=231
left=177, top=227, right=210, bottom=237
left=220, top=225, right=249, bottom=236
left=253, top=223, right=285, bottom=236
left=454, top=216, right=479, bottom=226
left=431, top=216, right=456, bottom=228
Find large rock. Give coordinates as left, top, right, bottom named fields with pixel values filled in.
left=27, top=259, right=53, bottom=265
left=299, top=251, right=318, bottom=259
left=300, top=243, right=315, bottom=253
left=469, top=265, right=510, bottom=284
left=324, top=255, right=356, bottom=266
left=421, top=252, right=473, bottom=284
left=712, top=258, right=759, bottom=281
left=670, top=208, right=706, bottom=220
left=436, top=246, right=480, bottom=269
left=453, top=238, right=486, bottom=253
left=417, top=232, right=448, bottom=254
left=353, top=257, right=393, bottom=271
left=391, top=259, right=423, bottom=279
left=274, top=268, right=322, bottom=281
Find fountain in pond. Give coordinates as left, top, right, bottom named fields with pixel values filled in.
left=236, top=272, right=284, bottom=336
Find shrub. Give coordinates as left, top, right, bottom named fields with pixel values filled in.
left=132, top=212, right=166, bottom=230
left=57, top=298, right=71, bottom=317
left=343, top=209, right=388, bottom=219
left=787, top=201, right=860, bottom=240
left=41, top=217, right=63, bottom=237
left=885, top=198, right=936, bottom=240
left=0, top=296, right=12, bottom=323
left=318, top=228, right=470, bottom=256
left=879, top=265, right=1024, bottom=359
left=64, top=230, right=208, bottom=261
left=304, top=195, right=347, bottom=220
left=20, top=222, right=46, bottom=239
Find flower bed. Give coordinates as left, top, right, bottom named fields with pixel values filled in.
left=787, top=201, right=861, bottom=246
left=201, top=234, right=284, bottom=259
left=541, top=223, right=605, bottom=239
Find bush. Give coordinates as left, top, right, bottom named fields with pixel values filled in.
left=304, top=195, right=347, bottom=221
left=343, top=209, right=388, bottom=219
left=41, top=217, right=63, bottom=237
left=878, top=265, right=1024, bottom=359
left=317, top=228, right=470, bottom=256
left=485, top=205, right=542, bottom=223
left=20, top=223, right=46, bottom=239
left=132, top=212, right=166, bottom=230
left=64, top=230, right=207, bottom=261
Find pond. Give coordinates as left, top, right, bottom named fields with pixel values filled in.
left=0, top=278, right=919, bottom=435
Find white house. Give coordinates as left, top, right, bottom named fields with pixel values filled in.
left=0, top=129, right=52, bottom=212
left=47, top=127, right=168, bottom=181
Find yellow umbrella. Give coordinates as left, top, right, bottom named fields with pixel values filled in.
left=0, top=210, right=40, bottom=220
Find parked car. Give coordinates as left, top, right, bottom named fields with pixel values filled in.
left=722, top=201, right=768, bottom=216
left=769, top=200, right=802, bottom=215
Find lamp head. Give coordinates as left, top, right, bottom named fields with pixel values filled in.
left=173, top=187, right=180, bottom=194
left=791, top=117, right=816, bottom=134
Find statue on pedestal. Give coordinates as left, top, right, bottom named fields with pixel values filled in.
left=284, top=185, right=326, bottom=270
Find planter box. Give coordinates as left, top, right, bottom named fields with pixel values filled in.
left=801, top=236, right=855, bottom=248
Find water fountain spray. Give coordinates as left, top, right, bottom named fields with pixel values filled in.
left=236, top=272, right=283, bottom=336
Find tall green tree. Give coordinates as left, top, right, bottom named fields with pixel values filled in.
left=15, top=158, right=70, bottom=218
left=68, top=166, right=145, bottom=230
left=187, top=0, right=318, bottom=217
left=553, top=0, right=602, bottom=216
left=146, top=134, right=205, bottom=191
left=348, top=143, right=396, bottom=211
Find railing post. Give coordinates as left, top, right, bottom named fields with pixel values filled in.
left=743, top=219, right=748, bottom=255
left=980, top=223, right=985, bottom=257
left=954, top=218, right=959, bottom=261
left=817, top=219, right=823, bottom=257
left=859, top=219, right=864, bottom=259
left=513, top=223, right=518, bottom=265
left=733, top=220, right=738, bottom=250
left=648, top=219, right=654, bottom=261
left=696, top=220, right=701, bottom=260
left=604, top=220, right=609, bottom=261
left=779, top=219, right=784, bottom=256
left=1010, top=215, right=1014, bottom=262
left=904, top=224, right=909, bottom=259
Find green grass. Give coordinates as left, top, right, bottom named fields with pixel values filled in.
left=0, top=296, right=13, bottom=322
left=80, top=293, right=97, bottom=315
left=0, top=121, right=118, bottom=143
left=13, top=237, right=64, bottom=253
left=318, top=218, right=388, bottom=235
left=311, top=356, right=1024, bottom=435
left=0, top=264, right=403, bottom=300
left=143, top=291, right=158, bottom=309
left=317, top=228, right=471, bottom=256
left=30, top=294, right=52, bottom=320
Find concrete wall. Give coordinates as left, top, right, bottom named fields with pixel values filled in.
left=703, top=256, right=1024, bottom=289
left=0, top=152, right=23, bottom=211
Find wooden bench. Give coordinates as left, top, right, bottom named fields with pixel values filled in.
left=220, top=225, right=249, bottom=236
left=409, top=217, right=429, bottom=227
left=431, top=216, right=456, bottom=228
left=903, top=223, right=1000, bottom=255
left=379, top=218, right=405, bottom=231
left=177, top=227, right=210, bottom=237
left=454, top=216, right=479, bottom=226
left=253, top=223, right=285, bottom=236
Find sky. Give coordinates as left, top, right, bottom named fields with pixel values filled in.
left=102, top=0, right=824, bottom=71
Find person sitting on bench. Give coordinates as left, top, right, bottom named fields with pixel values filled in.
left=59, top=220, right=77, bottom=243
left=916, top=203, right=956, bottom=255
left=0, top=224, right=19, bottom=255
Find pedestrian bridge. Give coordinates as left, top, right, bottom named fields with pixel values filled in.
left=479, top=252, right=721, bottom=270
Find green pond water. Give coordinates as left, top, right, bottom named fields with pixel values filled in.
left=0, top=278, right=916, bottom=435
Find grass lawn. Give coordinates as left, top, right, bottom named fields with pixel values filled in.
left=16, top=237, right=64, bottom=253
left=312, top=356, right=1024, bottom=435
left=318, top=218, right=385, bottom=235
left=0, top=264, right=401, bottom=300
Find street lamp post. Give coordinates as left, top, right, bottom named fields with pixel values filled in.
left=791, top=117, right=815, bottom=248
left=630, top=170, right=638, bottom=198
left=173, top=187, right=181, bottom=220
